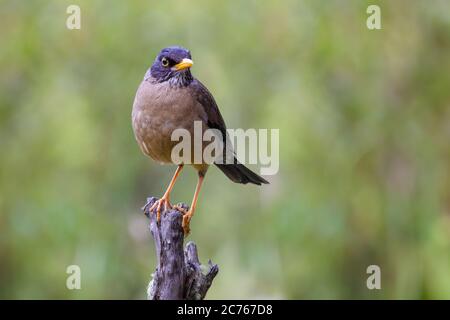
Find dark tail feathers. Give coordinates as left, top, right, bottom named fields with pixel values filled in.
left=215, top=162, right=269, bottom=185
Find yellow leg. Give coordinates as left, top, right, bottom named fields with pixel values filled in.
left=149, top=165, right=184, bottom=221
left=182, top=173, right=205, bottom=235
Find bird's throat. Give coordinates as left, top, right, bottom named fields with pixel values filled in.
left=168, top=70, right=193, bottom=87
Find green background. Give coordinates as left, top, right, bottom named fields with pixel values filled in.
left=1, top=0, right=450, bottom=299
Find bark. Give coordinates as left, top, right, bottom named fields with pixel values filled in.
left=142, top=197, right=219, bottom=300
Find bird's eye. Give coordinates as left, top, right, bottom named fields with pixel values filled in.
left=161, top=57, right=169, bottom=67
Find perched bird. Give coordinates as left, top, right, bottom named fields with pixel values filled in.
left=132, top=46, right=268, bottom=234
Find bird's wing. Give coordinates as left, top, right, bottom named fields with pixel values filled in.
left=191, top=79, right=227, bottom=138
left=190, top=79, right=268, bottom=185
left=191, top=78, right=236, bottom=164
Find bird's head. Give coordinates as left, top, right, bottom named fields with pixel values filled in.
left=148, top=46, right=194, bottom=86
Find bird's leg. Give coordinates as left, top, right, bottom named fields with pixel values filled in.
left=181, top=172, right=205, bottom=235
left=149, top=164, right=184, bottom=221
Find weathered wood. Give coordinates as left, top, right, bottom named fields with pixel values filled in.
left=142, top=197, right=219, bottom=300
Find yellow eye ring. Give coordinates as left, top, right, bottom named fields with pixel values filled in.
left=161, top=57, right=169, bottom=67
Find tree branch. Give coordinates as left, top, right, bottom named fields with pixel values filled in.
left=142, top=197, right=219, bottom=300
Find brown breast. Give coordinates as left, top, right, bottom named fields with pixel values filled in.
left=132, top=79, right=208, bottom=164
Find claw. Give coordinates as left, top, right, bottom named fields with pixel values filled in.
left=173, top=204, right=191, bottom=235
left=173, top=204, right=188, bottom=215
left=182, top=212, right=192, bottom=236
left=148, top=197, right=172, bottom=221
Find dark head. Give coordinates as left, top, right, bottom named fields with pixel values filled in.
left=147, top=46, right=194, bottom=86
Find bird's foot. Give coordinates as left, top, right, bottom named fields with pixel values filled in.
left=173, top=203, right=188, bottom=215
left=172, top=204, right=191, bottom=236
left=148, top=196, right=172, bottom=222
left=181, top=211, right=193, bottom=236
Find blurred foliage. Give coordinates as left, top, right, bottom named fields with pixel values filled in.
left=1, top=0, right=450, bottom=299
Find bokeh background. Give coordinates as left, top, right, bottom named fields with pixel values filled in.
left=1, top=0, right=450, bottom=299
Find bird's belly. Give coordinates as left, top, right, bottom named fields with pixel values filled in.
left=132, top=81, right=206, bottom=164
left=133, top=112, right=180, bottom=164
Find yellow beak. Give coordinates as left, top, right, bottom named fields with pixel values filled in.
left=173, top=58, right=193, bottom=71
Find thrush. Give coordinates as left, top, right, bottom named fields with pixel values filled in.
left=132, top=46, right=268, bottom=235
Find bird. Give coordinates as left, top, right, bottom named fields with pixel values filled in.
left=132, top=46, right=268, bottom=235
